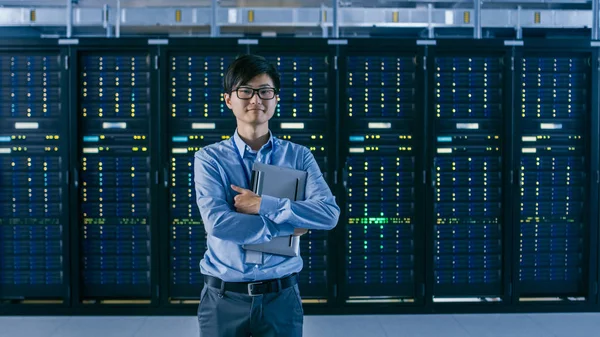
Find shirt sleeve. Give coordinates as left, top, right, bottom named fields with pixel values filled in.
left=258, top=147, right=340, bottom=230
left=194, top=150, right=295, bottom=245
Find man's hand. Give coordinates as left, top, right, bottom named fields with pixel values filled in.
left=293, top=228, right=308, bottom=236
left=231, top=185, right=262, bottom=215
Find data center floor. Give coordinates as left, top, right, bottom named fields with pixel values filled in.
left=1, top=313, right=599, bottom=337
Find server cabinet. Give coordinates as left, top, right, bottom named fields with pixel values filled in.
left=74, top=44, right=158, bottom=301
left=249, top=39, right=335, bottom=301
left=0, top=48, right=70, bottom=301
left=427, top=43, right=510, bottom=298
left=339, top=40, right=425, bottom=301
left=163, top=40, right=242, bottom=301
left=2, top=37, right=600, bottom=315
left=513, top=44, right=595, bottom=299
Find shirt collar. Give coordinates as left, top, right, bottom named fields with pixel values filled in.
left=232, top=129, right=275, bottom=158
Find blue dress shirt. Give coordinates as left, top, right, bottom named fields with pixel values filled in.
left=194, top=129, right=340, bottom=282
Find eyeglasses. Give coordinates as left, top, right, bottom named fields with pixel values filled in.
left=233, top=87, right=278, bottom=100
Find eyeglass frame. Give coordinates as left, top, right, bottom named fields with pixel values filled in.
left=231, top=86, right=279, bottom=100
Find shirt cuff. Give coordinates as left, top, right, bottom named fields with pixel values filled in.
left=277, top=222, right=295, bottom=237
left=259, top=194, right=280, bottom=216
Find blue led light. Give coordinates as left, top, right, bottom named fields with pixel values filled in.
left=172, top=136, right=188, bottom=143
left=83, top=136, right=100, bottom=142
left=0, top=136, right=11, bottom=142
left=437, top=136, right=452, bottom=143
left=349, top=136, right=365, bottom=142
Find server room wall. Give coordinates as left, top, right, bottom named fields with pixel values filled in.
left=0, top=38, right=599, bottom=316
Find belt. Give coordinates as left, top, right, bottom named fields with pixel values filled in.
left=203, top=273, right=298, bottom=297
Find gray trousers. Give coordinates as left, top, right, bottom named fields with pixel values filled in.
left=197, top=282, right=304, bottom=337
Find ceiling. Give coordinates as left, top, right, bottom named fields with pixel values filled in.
left=0, top=0, right=592, bottom=9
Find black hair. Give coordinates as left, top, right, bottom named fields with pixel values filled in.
left=223, top=54, right=281, bottom=93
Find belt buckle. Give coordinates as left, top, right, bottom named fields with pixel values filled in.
left=247, top=282, right=263, bottom=297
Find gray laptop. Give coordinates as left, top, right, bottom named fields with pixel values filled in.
left=241, top=162, right=307, bottom=257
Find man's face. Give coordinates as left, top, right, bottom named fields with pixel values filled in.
left=224, top=73, right=278, bottom=128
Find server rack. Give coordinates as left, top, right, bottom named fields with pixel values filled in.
left=0, top=37, right=599, bottom=315
left=69, top=40, right=160, bottom=304
left=248, top=39, right=336, bottom=302
left=426, top=41, right=511, bottom=300
left=0, top=43, right=70, bottom=303
left=162, top=39, right=243, bottom=302
left=338, top=40, right=425, bottom=303
left=512, top=41, right=597, bottom=301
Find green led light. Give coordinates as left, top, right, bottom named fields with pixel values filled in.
left=361, top=217, right=389, bottom=224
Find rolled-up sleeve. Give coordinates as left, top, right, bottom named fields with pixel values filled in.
left=258, top=148, right=340, bottom=230
left=194, top=150, right=294, bottom=245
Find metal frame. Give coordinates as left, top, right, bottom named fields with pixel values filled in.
left=1, top=4, right=600, bottom=39
left=589, top=42, right=600, bottom=309
left=505, top=43, right=517, bottom=306
left=156, top=42, right=169, bottom=308
left=332, top=40, right=344, bottom=308
left=1, top=37, right=600, bottom=316
left=594, top=45, right=600, bottom=307
left=422, top=41, right=433, bottom=309
left=67, top=40, right=79, bottom=311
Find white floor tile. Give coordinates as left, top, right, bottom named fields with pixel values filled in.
left=305, top=315, right=387, bottom=337
left=528, top=313, right=600, bottom=337
left=453, top=314, right=557, bottom=337
left=132, top=317, right=197, bottom=337
left=303, top=316, right=342, bottom=337
left=378, top=314, right=470, bottom=337
left=0, top=317, right=70, bottom=337
left=49, top=317, right=147, bottom=337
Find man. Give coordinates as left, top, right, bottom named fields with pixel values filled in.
left=194, top=54, right=340, bottom=337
